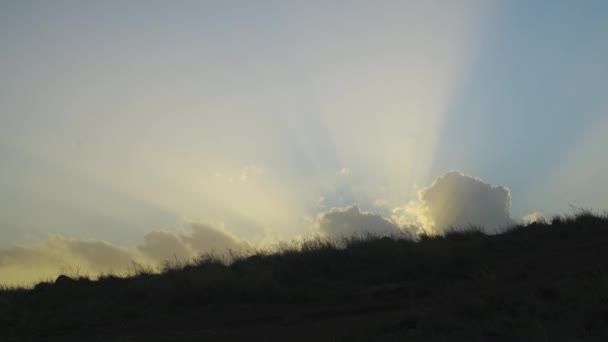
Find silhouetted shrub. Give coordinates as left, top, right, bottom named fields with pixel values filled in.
left=445, top=226, right=486, bottom=241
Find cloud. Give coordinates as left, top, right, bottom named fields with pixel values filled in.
left=0, top=223, right=250, bottom=286
left=315, top=171, right=515, bottom=238
left=62, top=237, right=136, bottom=270
left=136, top=223, right=249, bottom=264
left=181, top=223, right=250, bottom=253
left=522, top=212, right=545, bottom=225
left=136, top=230, right=194, bottom=264
left=0, top=235, right=136, bottom=271
left=393, top=171, right=514, bottom=233
left=0, top=235, right=142, bottom=286
left=315, top=205, right=405, bottom=238
left=0, top=171, right=519, bottom=286
left=391, top=201, right=435, bottom=234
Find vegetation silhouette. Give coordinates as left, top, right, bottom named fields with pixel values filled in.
left=2, top=210, right=608, bottom=341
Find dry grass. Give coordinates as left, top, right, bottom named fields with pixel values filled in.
left=2, top=211, right=608, bottom=341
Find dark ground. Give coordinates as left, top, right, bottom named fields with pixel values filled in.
left=2, top=211, right=608, bottom=341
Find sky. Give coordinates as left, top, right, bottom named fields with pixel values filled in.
left=1, top=0, right=608, bottom=285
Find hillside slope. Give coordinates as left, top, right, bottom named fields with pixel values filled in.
left=2, top=212, right=608, bottom=341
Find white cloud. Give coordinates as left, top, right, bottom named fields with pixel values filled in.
left=0, top=235, right=142, bottom=286
left=522, top=212, right=545, bottom=225
left=0, top=170, right=521, bottom=286
left=0, top=223, right=250, bottom=286
left=393, top=171, right=514, bottom=233
left=315, top=205, right=405, bottom=238
left=391, top=201, right=435, bottom=234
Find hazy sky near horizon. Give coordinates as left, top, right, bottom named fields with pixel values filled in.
left=1, top=1, right=608, bottom=283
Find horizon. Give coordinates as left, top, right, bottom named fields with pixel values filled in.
left=1, top=0, right=608, bottom=285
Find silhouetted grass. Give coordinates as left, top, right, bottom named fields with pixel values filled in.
left=2, top=211, right=608, bottom=341
left=444, top=226, right=486, bottom=241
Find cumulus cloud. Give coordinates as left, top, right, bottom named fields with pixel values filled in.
left=391, top=201, right=435, bottom=234
left=62, top=238, right=136, bottom=270
left=315, top=205, right=405, bottom=238
left=393, top=171, right=514, bottom=233
left=0, top=170, right=520, bottom=286
left=182, top=223, right=249, bottom=253
left=136, top=223, right=250, bottom=263
left=0, top=235, right=136, bottom=271
left=315, top=171, right=516, bottom=238
left=0, top=223, right=250, bottom=286
left=136, top=230, right=193, bottom=264
left=0, top=235, right=142, bottom=286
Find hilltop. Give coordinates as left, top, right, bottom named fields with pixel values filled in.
left=2, top=211, right=608, bottom=341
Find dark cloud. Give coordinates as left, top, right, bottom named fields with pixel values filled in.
left=315, top=205, right=403, bottom=237
left=0, top=235, right=138, bottom=286
left=63, top=238, right=134, bottom=270
left=137, top=230, right=193, bottom=264
left=182, top=223, right=249, bottom=253
left=0, top=243, right=61, bottom=268
left=137, top=223, right=250, bottom=263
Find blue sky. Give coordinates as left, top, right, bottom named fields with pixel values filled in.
left=430, top=0, right=608, bottom=216
left=1, top=1, right=608, bottom=283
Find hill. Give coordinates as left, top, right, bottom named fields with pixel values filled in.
left=2, top=211, right=608, bottom=341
